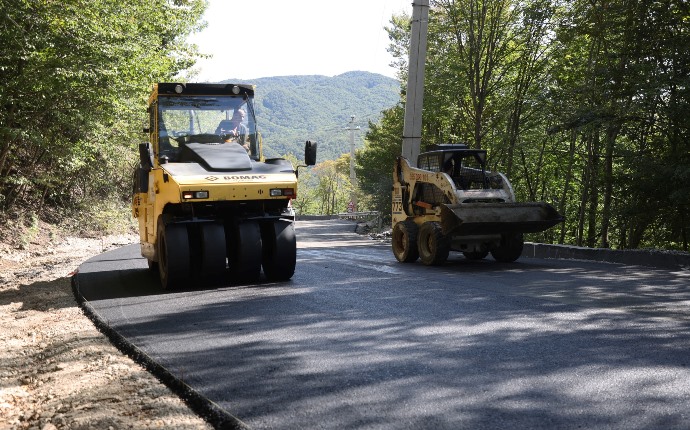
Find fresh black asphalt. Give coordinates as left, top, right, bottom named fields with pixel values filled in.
left=74, top=220, right=690, bottom=429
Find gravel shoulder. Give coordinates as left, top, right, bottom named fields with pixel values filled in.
left=0, top=228, right=212, bottom=430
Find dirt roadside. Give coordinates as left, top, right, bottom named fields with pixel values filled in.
left=0, top=225, right=213, bottom=430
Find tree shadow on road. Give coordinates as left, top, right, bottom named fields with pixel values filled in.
left=87, top=254, right=690, bottom=429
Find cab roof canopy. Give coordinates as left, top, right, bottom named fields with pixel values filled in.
left=155, top=83, right=255, bottom=97
left=423, top=144, right=487, bottom=156
left=419, top=143, right=488, bottom=166
left=426, top=144, right=469, bottom=152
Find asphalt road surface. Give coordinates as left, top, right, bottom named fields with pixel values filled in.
left=75, top=220, right=690, bottom=429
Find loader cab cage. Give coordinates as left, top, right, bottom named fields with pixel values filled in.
left=152, top=84, right=260, bottom=162
left=418, top=145, right=495, bottom=191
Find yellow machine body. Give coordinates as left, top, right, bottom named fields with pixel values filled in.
left=132, top=83, right=316, bottom=288
left=391, top=145, right=562, bottom=265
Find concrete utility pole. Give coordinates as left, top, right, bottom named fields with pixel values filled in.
left=347, top=115, right=360, bottom=212
left=401, top=0, right=429, bottom=167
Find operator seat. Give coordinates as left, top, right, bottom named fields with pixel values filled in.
left=215, top=120, right=235, bottom=135
left=158, top=120, right=177, bottom=160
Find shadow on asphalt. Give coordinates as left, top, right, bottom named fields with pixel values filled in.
left=75, top=244, right=304, bottom=302
left=76, top=219, right=373, bottom=302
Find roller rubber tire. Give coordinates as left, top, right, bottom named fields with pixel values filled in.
left=491, top=233, right=524, bottom=263
left=261, top=220, right=296, bottom=281
left=392, top=220, right=419, bottom=263
left=228, top=221, right=262, bottom=281
left=418, top=221, right=450, bottom=266
left=158, top=222, right=190, bottom=290
left=200, top=222, right=227, bottom=282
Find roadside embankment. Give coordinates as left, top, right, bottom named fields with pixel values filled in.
left=524, top=243, right=690, bottom=270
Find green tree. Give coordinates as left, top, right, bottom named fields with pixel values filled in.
left=0, top=0, right=206, bottom=225
left=431, top=0, right=518, bottom=149
left=361, top=0, right=690, bottom=251
left=312, top=158, right=352, bottom=215
left=547, top=0, right=690, bottom=249
left=357, top=105, right=405, bottom=222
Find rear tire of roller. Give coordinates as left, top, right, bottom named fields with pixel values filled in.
left=200, top=222, right=227, bottom=284
left=228, top=221, right=262, bottom=281
left=157, top=222, right=190, bottom=290
left=262, top=220, right=296, bottom=281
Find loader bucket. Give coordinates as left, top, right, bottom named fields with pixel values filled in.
left=440, top=202, right=564, bottom=236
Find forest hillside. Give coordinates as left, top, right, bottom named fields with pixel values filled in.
left=220, top=72, right=400, bottom=160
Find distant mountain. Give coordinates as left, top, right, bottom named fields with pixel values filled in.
left=219, top=71, right=400, bottom=160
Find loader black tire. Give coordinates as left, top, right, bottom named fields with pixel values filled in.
left=418, top=221, right=450, bottom=266
left=228, top=221, right=262, bottom=281
left=147, top=259, right=158, bottom=271
left=462, top=250, right=489, bottom=260
left=392, top=220, right=419, bottom=263
left=158, top=222, right=190, bottom=290
left=491, top=233, right=524, bottom=263
left=261, top=220, right=296, bottom=281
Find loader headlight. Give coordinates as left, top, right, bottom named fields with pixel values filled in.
left=270, top=188, right=295, bottom=197
left=182, top=190, right=209, bottom=200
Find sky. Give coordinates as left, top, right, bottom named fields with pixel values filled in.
left=187, top=0, right=412, bottom=82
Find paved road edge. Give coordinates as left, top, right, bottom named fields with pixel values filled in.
left=71, top=273, right=251, bottom=430
left=524, top=242, right=690, bottom=270
left=302, top=217, right=690, bottom=270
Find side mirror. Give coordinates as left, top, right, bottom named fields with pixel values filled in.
left=305, top=140, right=317, bottom=166
left=136, top=166, right=149, bottom=193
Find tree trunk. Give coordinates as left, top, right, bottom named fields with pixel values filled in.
left=599, top=125, right=619, bottom=248
left=586, top=131, right=600, bottom=248
left=678, top=207, right=689, bottom=252
left=577, top=132, right=594, bottom=247
left=559, top=131, right=577, bottom=245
